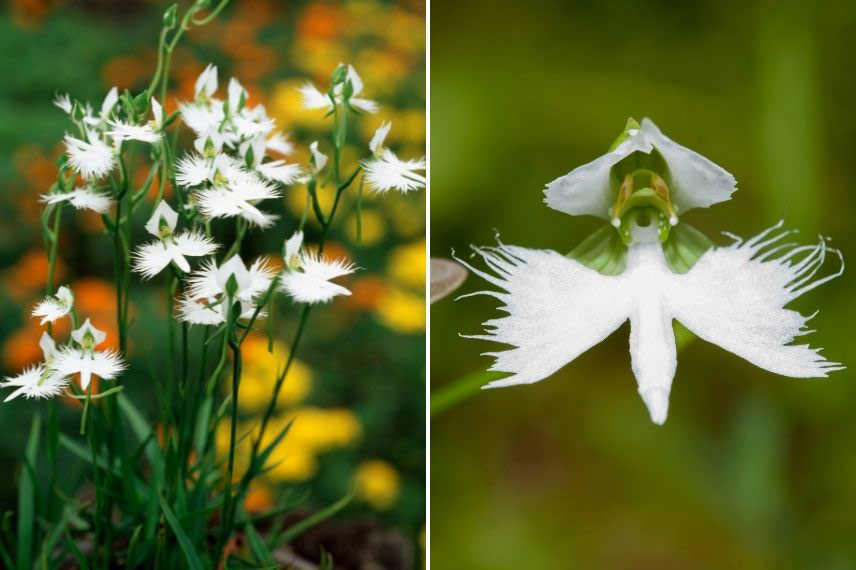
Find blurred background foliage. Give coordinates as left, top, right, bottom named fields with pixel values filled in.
left=0, top=0, right=425, bottom=565
left=431, top=0, right=856, bottom=568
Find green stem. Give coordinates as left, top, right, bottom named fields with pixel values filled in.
left=219, top=303, right=242, bottom=556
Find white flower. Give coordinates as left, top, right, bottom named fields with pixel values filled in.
left=175, top=154, right=211, bottom=187
left=64, top=134, right=115, bottom=180
left=179, top=255, right=275, bottom=325
left=32, top=285, right=74, bottom=325
left=544, top=118, right=737, bottom=225
left=51, top=319, right=125, bottom=390
left=132, top=201, right=217, bottom=279
left=257, top=160, right=302, bottom=185
left=279, top=232, right=356, bottom=304
left=195, top=159, right=281, bottom=228
left=309, top=141, right=328, bottom=173
left=108, top=119, right=161, bottom=144
left=228, top=77, right=247, bottom=114
left=1, top=333, right=70, bottom=402
left=53, top=92, right=72, bottom=114
left=195, top=63, right=218, bottom=99
left=179, top=100, right=226, bottom=137
left=458, top=219, right=843, bottom=425
left=41, top=186, right=113, bottom=213
left=362, top=122, right=426, bottom=194
left=299, top=64, right=379, bottom=114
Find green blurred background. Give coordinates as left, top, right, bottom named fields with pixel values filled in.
left=0, top=0, right=425, bottom=565
left=431, top=0, right=856, bottom=568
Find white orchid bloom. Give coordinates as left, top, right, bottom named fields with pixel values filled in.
left=179, top=255, right=275, bottom=325
left=266, top=132, right=295, bottom=156
left=545, top=118, right=737, bottom=228
left=41, top=186, right=114, bottom=213
left=107, top=98, right=165, bottom=144
left=51, top=319, right=125, bottom=391
left=461, top=216, right=843, bottom=425
left=227, top=77, right=247, bottom=114
left=32, top=285, right=74, bottom=325
left=53, top=92, right=73, bottom=114
left=362, top=121, right=426, bottom=194
left=132, top=201, right=217, bottom=279
left=299, top=64, right=379, bottom=114
left=1, top=333, right=70, bottom=402
left=279, top=231, right=356, bottom=304
left=64, top=134, right=115, bottom=180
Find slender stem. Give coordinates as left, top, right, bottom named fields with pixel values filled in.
left=192, top=0, right=231, bottom=26
left=219, top=301, right=242, bottom=555
left=46, top=203, right=63, bottom=295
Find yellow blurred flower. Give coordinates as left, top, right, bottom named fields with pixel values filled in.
left=375, top=286, right=425, bottom=333
left=286, top=182, right=337, bottom=221
left=388, top=239, right=425, bottom=288
left=381, top=193, right=425, bottom=238
left=237, top=334, right=312, bottom=412
left=345, top=208, right=386, bottom=246
left=354, top=459, right=401, bottom=510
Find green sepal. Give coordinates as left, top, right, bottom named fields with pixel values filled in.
left=162, top=110, right=181, bottom=128
left=163, top=3, right=178, bottom=29
left=607, top=117, right=640, bottom=152
left=330, top=64, right=347, bottom=85
left=662, top=222, right=713, bottom=274
left=225, top=274, right=239, bottom=298
left=567, top=225, right=627, bottom=276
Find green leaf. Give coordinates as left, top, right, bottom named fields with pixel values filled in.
left=244, top=521, right=274, bottom=566
left=274, top=488, right=354, bottom=546
left=159, top=495, right=204, bottom=570
left=17, top=414, right=40, bottom=570
left=118, top=394, right=164, bottom=472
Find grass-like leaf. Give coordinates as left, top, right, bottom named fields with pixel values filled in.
left=17, top=412, right=40, bottom=570
left=158, top=494, right=204, bottom=570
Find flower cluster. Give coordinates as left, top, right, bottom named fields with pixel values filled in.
left=2, top=287, right=124, bottom=401
left=461, top=118, right=844, bottom=425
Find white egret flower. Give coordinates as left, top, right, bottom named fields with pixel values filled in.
left=299, top=64, right=379, bottom=114
left=227, top=77, right=247, bottom=114
left=32, top=285, right=74, bottom=324
left=107, top=99, right=164, bottom=144
left=64, top=134, right=115, bottom=180
left=1, top=333, right=69, bottom=402
left=279, top=232, right=356, bottom=304
left=41, top=186, right=113, bottom=213
left=132, top=201, right=217, bottom=279
left=179, top=255, right=275, bottom=325
left=79, top=87, right=119, bottom=127
left=545, top=118, right=737, bottom=227
left=51, top=319, right=125, bottom=390
left=362, top=121, right=426, bottom=194
left=266, top=132, right=295, bottom=156
left=460, top=216, right=843, bottom=425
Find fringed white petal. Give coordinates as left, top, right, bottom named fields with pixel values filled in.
left=64, top=135, right=115, bottom=180
left=179, top=101, right=225, bottom=136
left=132, top=241, right=174, bottom=280
left=173, top=231, right=218, bottom=257
left=196, top=187, right=277, bottom=228
left=362, top=152, right=426, bottom=194
left=176, top=154, right=211, bottom=187
left=1, top=366, right=69, bottom=402
left=457, top=244, right=632, bottom=388
left=667, top=221, right=844, bottom=378
left=257, top=160, right=302, bottom=185
left=350, top=97, right=379, bottom=114
left=107, top=120, right=161, bottom=144
left=178, top=296, right=226, bottom=325
left=41, top=187, right=114, bottom=213
left=89, top=350, right=126, bottom=381
left=32, top=297, right=69, bottom=325
left=299, top=83, right=332, bottom=110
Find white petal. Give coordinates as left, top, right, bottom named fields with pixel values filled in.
left=284, top=231, right=304, bottom=266
left=196, top=187, right=277, bottom=228
left=132, top=241, right=174, bottom=279
left=173, top=231, right=218, bottom=257
left=144, top=200, right=179, bottom=236
left=89, top=350, right=125, bottom=381
left=178, top=295, right=226, bottom=325
left=179, top=101, right=225, bottom=136
left=266, top=132, right=295, bottom=156
left=39, top=332, right=57, bottom=360
left=186, top=258, right=224, bottom=299
left=362, top=151, right=426, bottom=194
left=310, top=141, right=328, bottom=172
left=100, top=87, right=118, bottom=118
left=543, top=130, right=653, bottom=220
left=457, top=244, right=632, bottom=388
left=53, top=93, right=73, bottom=114
left=195, top=63, right=218, bottom=98
left=369, top=121, right=391, bottom=153
left=71, top=318, right=107, bottom=347
left=2, top=365, right=69, bottom=402
left=349, top=97, right=379, bottom=114
left=639, top=118, right=736, bottom=213
left=228, top=77, right=247, bottom=113
left=107, top=120, right=161, bottom=144
left=346, top=64, right=365, bottom=96
left=175, top=154, right=211, bottom=187
left=151, top=97, right=163, bottom=127
left=257, top=160, right=302, bottom=185
left=666, top=222, right=844, bottom=378
left=32, top=297, right=69, bottom=325
left=298, top=83, right=332, bottom=110
left=64, top=135, right=115, bottom=180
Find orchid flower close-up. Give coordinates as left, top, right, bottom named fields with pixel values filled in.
left=459, top=118, right=844, bottom=425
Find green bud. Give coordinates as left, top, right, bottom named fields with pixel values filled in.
left=71, top=101, right=86, bottom=123
left=342, top=79, right=354, bottom=100
left=225, top=273, right=239, bottom=298
left=133, top=92, right=149, bottom=114
left=244, top=144, right=255, bottom=169
left=330, top=64, right=347, bottom=85
left=163, top=4, right=178, bottom=29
